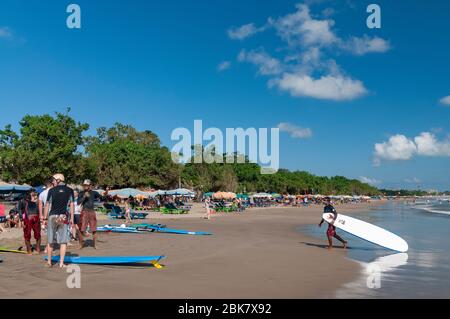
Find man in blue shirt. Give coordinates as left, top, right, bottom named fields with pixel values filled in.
left=319, top=197, right=348, bottom=249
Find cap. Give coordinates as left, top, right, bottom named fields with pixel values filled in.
left=52, top=173, right=65, bottom=182
left=82, top=179, right=92, bottom=186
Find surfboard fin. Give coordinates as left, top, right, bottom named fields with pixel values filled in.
left=152, top=261, right=164, bottom=269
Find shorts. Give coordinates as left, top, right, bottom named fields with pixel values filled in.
left=47, top=215, right=70, bottom=244
left=74, top=214, right=81, bottom=226
left=0, top=216, right=6, bottom=223
left=327, top=225, right=336, bottom=237
left=80, top=210, right=97, bottom=233
left=23, top=215, right=41, bottom=241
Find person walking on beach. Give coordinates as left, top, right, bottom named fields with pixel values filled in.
left=43, top=174, right=74, bottom=268
left=124, top=199, right=132, bottom=224
left=18, top=190, right=41, bottom=254
left=203, top=197, right=211, bottom=220
left=78, top=180, right=100, bottom=249
left=318, top=197, right=348, bottom=250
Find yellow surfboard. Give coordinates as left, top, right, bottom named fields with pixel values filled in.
left=0, top=247, right=27, bottom=254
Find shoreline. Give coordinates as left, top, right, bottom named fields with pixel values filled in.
left=0, top=201, right=386, bottom=298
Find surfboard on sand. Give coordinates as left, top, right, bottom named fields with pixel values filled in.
left=99, top=224, right=212, bottom=236
left=322, top=213, right=409, bottom=253
left=96, top=226, right=143, bottom=234
left=0, top=246, right=27, bottom=254
left=133, top=224, right=212, bottom=236
left=44, top=255, right=165, bottom=268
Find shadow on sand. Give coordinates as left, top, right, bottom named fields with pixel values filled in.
left=300, top=241, right=376, bottom=251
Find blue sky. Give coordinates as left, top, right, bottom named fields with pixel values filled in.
left=0, top=0, right=449, bottom=190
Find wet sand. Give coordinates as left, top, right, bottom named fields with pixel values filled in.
left=0, top=202, right=384, bottom=298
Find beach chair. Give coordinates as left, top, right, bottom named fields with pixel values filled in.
left=107, top=205, right=126, bottom=219
left=160, top=203, right=188, bottom=215
left=130, top=210, right=149, bottom=220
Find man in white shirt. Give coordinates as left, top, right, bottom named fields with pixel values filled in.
left=39, top=178, right=54, bottom=222
left=39, top=178, right=54, bottom=254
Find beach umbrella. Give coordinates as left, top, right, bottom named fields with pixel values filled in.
left=236, top=193, right=249, bottom=199
left=203, top=192, right=214, bottom=197
left=107, top=188, right=152, bottom=198
left=34, top=185, right=46, bottom=194
left=252, top=192, right=273, bottom=198
left=165, top=188, right=195, bottom=196
left=213, top=192, right=236, bottom=200
left=94, top=189, right=106, bottom=195
left=148, top=190, right=167, bottom=197
left=0, top=183, right=32, bottom=194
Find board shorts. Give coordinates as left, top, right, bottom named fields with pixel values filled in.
left=74, top=214, right=81, bottom=226
left=327, top=225, right=336, bottom=237
left=80, top=210, right=97, bottom=233
left=23, top=215, right=41, bottom=241
left=47, top=215, right=70, bottom=244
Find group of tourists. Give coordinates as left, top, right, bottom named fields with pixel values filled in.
left=14, top=174, right=100, bottom=268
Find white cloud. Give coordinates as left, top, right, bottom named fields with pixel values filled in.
left=227, top=3, right=391, bottom=102
left=374, top=132, right=450, bottom=165
left=374, top=134, right=417, bottom=164
left=238, top=49, right=283, bottom=75
left=271, top=73, right=367, bottom=101
left=414, top=132, right=450, bottom=156
left=217, top=61, right=231, bottom=72
left=271, top=4, right=338, bottom=47
left=0, top=27, right=13, bottom=39
left=343, top=35, right=391, bottom=56
left=228, top=23, right=263, bottom=40
left=359, top=176, right=381, bottom=186
left=439, top=95, right=450, bottom=106
left=277, top=122, right=312, bottom=138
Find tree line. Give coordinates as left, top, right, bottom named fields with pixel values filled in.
left=0, top=111, right=381, bottom=195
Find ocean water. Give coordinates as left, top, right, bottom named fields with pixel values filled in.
left=302, top=200, right=450, bottom=299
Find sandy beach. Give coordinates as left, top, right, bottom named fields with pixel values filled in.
left=0, top=201, right=385, bottom=299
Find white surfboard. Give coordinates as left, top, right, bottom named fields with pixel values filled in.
left=322, top=213, right=409, bottom=253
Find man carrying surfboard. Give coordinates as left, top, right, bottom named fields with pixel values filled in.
left=319, top=197, right=348, bottom=250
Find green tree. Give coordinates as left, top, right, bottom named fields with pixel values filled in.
left=85, top=123, right=180, bottom=189
left=0, top=111, right=89, bottom=185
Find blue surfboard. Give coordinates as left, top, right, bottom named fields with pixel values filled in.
left=44, top=255, right=165, bottom=265
left=97, top=226, right=143, bottom=234
left=135, top=224, right=212, bottom=236
left=98, top=224, right=211, bottom=236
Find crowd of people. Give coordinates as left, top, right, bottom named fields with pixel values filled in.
left=0, top=174, right=100, bottom=268
left=203, top=194, right=372, bottom=210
